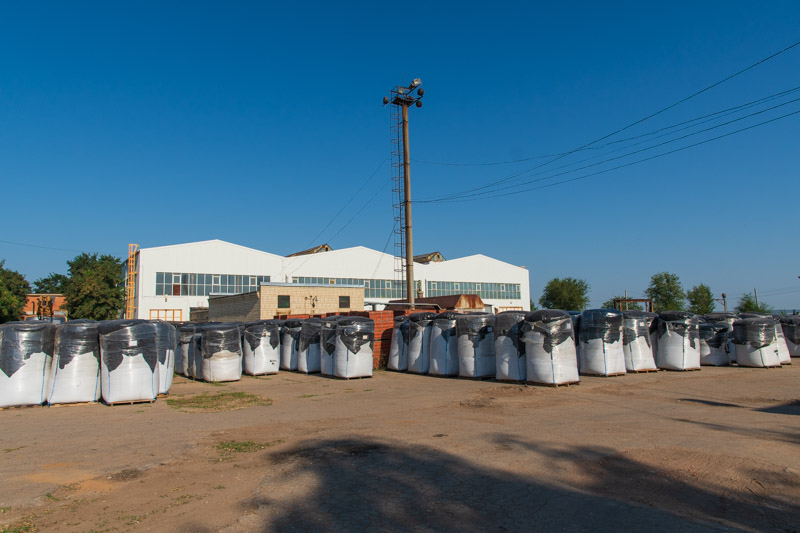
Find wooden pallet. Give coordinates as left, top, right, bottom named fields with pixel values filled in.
left=338, top=375, right=373, bottom=380
left=529, top=380, right=580, bottom=388
left=156, top=393, right=169, bottom=399
left=581, top=372, right=626, bottom=377
left=48, top=401, right=97, bottom=408
left=629, top=368, right=660, bottom=373
left=106, top=399, right=156, bottom=406
left=0, top=403, right=41, bottom=411
left=458, top=375, right=495, bottom=381
left=661, top=367, right=701, bottom=372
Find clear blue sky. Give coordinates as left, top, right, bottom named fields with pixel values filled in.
left=2, top=2, right=799, bottom=310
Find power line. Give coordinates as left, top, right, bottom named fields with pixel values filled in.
left=0, top=239, right=125, bottom=257
left=418, top=95, right=800, bottom=203
left=418, top=106, right=800, bottom=203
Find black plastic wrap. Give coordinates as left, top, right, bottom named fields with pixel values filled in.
left=200, top=323, right=242, bottom=358
left=409, top=312, right=437, bottom=342
left=732, top=318, right=777, bottom=349
left=779, top=315, right=800, bottom=345
left=337, top=317, right=374, bottom=354
left=0, top=322, right=56, bottom=378
left=738, top=312, right=771, bottom=319
left=523, top=310, right=573, bottom=353
left=54, top=321, right=100, bottom=369
left=99, top=322, right=157, bottom=372
left=299, top=318, right=323, bottom=352
left=393, top=316, right=410, bottom=346
left=622, top=310, right=657, bottom=346
left=321, top=316, right=344, bottom=355
left=432, top=312, right=462, bottom=346
left=244, top=320, right=282, bottom=352
left=656, top=312, right=699, bottom=348
left=704, top=312, right=738, bottom=323
left=456, top=314, right=494, bottom=349
left=579, top=309, right=623, bottom=344
left=699, top=322, right=730, bottom=349
left=282, top=319, right=303, bottom=344
left=151, top=321, right=177, bottom=365
left=567, top=311, right=581, bottom=345
left=493, top=311, right=528, bottom=354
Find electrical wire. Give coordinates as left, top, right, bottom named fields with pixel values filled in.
left=0, top=239, right=125, bottom=257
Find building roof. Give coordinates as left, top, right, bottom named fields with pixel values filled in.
left=414, top=251, right=445, bottom=264
left=286, top=244, right=332, bottom=257
left=387, top=294, right=485, bottom=310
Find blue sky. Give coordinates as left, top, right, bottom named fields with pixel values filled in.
left=1, top=2, right=799, bottom=310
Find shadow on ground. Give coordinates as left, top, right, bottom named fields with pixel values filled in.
left=238, top=436, right=798, bottom=532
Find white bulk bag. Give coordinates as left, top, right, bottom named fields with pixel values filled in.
left=579, top=310, right=626, bottom=376
left=333, top=317, right=374, bottom=378
left=521, top=310, right=579, bottom=385
left=298, top=318, right=323, bottom=374
left=622, top=311, right=658, bottom=372
left=456, top=314, right=495, bottom=378
left=280, top=320, right=303, bottom=371
left=152, top=321, right=176, bottom=395
left=407, top=312, right=437, bottom=374
left=243, top=321, right=281, bottom=375
left=200, top=323, right=243, bottom=382
left=47, top=321, right=101, bottom=405
left=779, top=316, right=800, bottom=357
left=99, top=321, right=159, bottom=404
left=704, top=313, right=738, bottom=363
left=320, top=316, right=343, bottom=376
left=0, top=322, right=55, bottom=408
left=655, top=312, right=701, bottom=371
left=732, top=318, right=781, bottom=367
left=494, top=311, right=527, bottom=381
left=387, top=316, right=409, bottom=371
left=699, top=322, right=731, bottom=366
left=430, top=312, right=461, bottom=377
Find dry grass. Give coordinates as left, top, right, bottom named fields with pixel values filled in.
left=166, top=392, right=272, bottom=412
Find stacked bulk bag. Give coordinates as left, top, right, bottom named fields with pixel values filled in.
left=200, top=323, right=243, bottom=382
left=521, top=310, right=579, bottom=385
left=280, top=320, right=303, bottom=371
left=176, top=324, right=190, bottom=376
left=387, top=316, right=409, bottom=371
left=579, top=309, right=625, bottom=376
left=320, top=316, right=343, bottom=376
left=739, top=312, right=790, bottom=365
left=429, top=311, right=461, bottom=377
left=704, top=313, right=737, bottom=363
left=698, top=322, right=731, bottom=366
left=99, top=320, right=158, bottom=404
left=407, top=312, right=437, bottom=374
left=243, top=320, right=281, bottom=375
left=178, top=323, right=202, bottom=378
left=732, top=318, right=781, bottom=367
left=333, top=317, right=374, bottom=379
left=0, top=322, right=56, bottom=407
left=779, top=316, right=800, bottom=357
left=298, top=318, right=323, bottom=374
left=47, top=321, right=101, bottom=405
left=456, top=313, right=495, bottom=378
left=622, top=311, right=658, bottom=372
left=494, top=311, right=528, bottom=381
left=655, top=312, right=701, bottom=371
left=152, top=321, right=176, bottom=395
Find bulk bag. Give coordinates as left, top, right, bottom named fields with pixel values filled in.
left=579, top=309, right=625, bottom=376
left=99, top=320, right=158, bottom=404
left=298, top=318, right=323, bottom=374
left=280, top=320, right=303, bottom=371
left=779, top=315, right=800, bottom=357
left=408, top=312, right=437, bottom=374
left=732, top=318, right=781, bottom=367
left=430, top=312, right=461, bottom=377
left=320, top=316, right=343, bottom=376
left=698, top=322, right=730, bottom=366
left=200, top=323, right=243, bottom=382
left=387, top=316, right=409, bottom=371
left=243, top=320, right=281, bottom=375
left=622, top=311, right=657, bottom=372
left=655, top=312, right=701, bottom=371
left=456, top=313, right=495, bottom=378
left=0, top=322, right=55, bottom=407
left=333, top=317, right=374, bottom=378
left=494, top=311, right=528, bottom=381
left=521, top=310, right=579, bottom=385
left=152, top=321, right=176, bottom=395
left=47, top=321, right=101, bottom=405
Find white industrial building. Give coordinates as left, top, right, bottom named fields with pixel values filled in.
left=124, top=239, right=530, bottom=321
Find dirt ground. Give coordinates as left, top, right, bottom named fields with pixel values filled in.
left=1, top=363, right=798, bottom=533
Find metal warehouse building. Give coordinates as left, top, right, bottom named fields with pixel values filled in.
left=124, top=240, right=530, bottom=321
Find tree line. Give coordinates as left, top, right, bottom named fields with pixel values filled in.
left=0, top=254, right=125, bottom=323
left=536, top=272, right=774, bottom=314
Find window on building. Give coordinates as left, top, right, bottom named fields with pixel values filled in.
left=339, top=295, right=350, bottom=309
left=278, top=295, right=290, bottom=309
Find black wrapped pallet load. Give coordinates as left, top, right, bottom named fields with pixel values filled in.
left=0, top=322, right=56, bottom=407
left=579, top=309, right=625, bottom=376
left=622, top=310, right=658, bottom=372
left=320, top=316, right=344, bottom=376
left=699, top=322, right=731, bottom=366
left=298, top=318, right=323, bottom=374
left=152, top=321, right=176, bottom=395
left=430, top=311, right=462, bottom=377
left=456, top=313, right=495, bottom=378
left=200, top=323, right=243, bottom=382
left=47, top=321, right=101, bottom=405
left=655, top=312, right=701, bottom=371
left=732, top=318, right=781, bottom=367
left=703, top=313, right=738, bottom=362
left=333, top=317, right=374, bottom=378
left=387, top=315, right=409, bottom=371
left=779, top=315, right=800, bottom=357
left=494, top=311, right=528, bottom=381
left=521, top=310, right=579, bottom=385
left=280, top=319, right=304, bottom=371
left=99, top=320, right=158, bottom=403
left=408, top=312, right=437, bottom=374
left=243, top=320, right=281, bottom=375
left=740, top=314, right=791, bottom=363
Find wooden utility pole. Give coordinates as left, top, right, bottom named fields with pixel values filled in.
left=401, top=103, right=415, bottom=305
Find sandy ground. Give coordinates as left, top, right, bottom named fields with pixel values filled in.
left=0, top=364, right=798, bottom=533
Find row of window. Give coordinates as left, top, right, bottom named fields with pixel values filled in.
left=277, top=295, right=350, bottom=309
left=292, top=277, right=408, bottom=299
left=426, top=280, right=521, bottom=300
left=155, top=272, right=271, bottom=296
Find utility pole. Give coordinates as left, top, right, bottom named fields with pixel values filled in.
left=384, top=79, right=424, bottom=306
left=754, top=288, right=759, bottom=308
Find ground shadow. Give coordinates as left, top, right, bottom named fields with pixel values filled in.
left=677, top=398, right=744, bottom=408
left=244, top=436, right=798, bottom=532
left=756, top=401, right=800, bottom=416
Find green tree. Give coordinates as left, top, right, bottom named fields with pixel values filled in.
left=735, top=293, right=772, bottom=314
left=33, top=272, right=69, bottom=293
left=645, top=272, right=685, bottom=312
left=529, top=299, right=538, bottom=311
left=601, top=296, right=643, bottom=311
left=0, top=260, right=31, bottom=323
left=539, top=277, right=590, bottom=311
left=63, top=253, right=125, bottom=320
left=687, top=284, right=715, bottom=314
